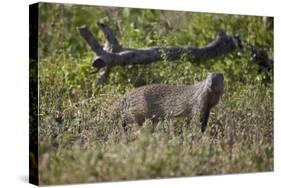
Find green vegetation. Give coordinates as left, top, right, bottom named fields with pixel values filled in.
left=37, top=3, right=273, bottom=185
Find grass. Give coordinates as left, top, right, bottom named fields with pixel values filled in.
left=38, top=77, right=273, bottom=185
left=36, top=3, right=273, bottom=185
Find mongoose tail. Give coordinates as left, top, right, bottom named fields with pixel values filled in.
left=200, top=72, right=224, bottom=133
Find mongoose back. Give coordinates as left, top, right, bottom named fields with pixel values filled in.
left=111, top=73, right=224, bottom=133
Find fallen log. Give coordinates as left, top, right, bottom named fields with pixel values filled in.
left=78, top=22, right=242, bottom=85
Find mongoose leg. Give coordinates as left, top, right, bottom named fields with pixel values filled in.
left=200, top=109, right=210, bottom=133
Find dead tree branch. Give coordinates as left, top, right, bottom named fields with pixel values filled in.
left=96, top=21, right=123, bottom=52
left=78, top=23, right=242, bottom=85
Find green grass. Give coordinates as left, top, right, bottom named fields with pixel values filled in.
left=37, top=3, right=273, bottom=185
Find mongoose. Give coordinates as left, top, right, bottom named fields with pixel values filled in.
left=111, top=73, right=224, bottom=133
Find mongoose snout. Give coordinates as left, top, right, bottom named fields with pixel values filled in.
left=206, top=72, right=224, bottom=92
left=111, top=72, right=224, bottom=133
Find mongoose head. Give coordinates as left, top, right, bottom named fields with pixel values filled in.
left=206, top=72, right=224, bottom=93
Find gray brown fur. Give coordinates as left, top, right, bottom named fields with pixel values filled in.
left=111, top=73, right=224, bottom=133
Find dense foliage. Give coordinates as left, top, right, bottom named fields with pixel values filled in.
left=37, top=3, right=273, bottom=185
